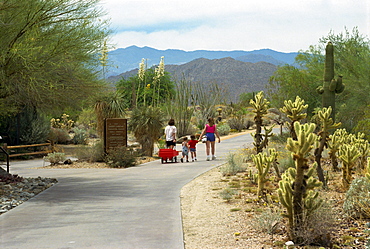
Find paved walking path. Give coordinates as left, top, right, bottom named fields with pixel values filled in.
left=1, top=132, right=255, bottom=249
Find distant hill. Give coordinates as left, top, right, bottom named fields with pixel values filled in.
left=108, top=57, right=277, bottom=102
left=107, top=46, right=298, bottom=76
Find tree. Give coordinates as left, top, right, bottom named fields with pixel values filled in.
left=164, top=75, right=194, bottom=137
left=0, top=0, right=110, bottom=117
left=116, top=69, right=175, bottom=109
left=267, top=27, right=370, bottom=132
left=267, top=65, right=320, bottom=117
left=129, top=106, right=164, bottom=157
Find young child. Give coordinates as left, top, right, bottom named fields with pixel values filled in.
left=181, top=137, right=189, bottom=163
left=188, top=135, right=198, bottom=162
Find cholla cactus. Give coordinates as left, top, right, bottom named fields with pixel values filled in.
left=339, top=144, right=361, bottom=189
left=50, top=114, right=74, bottom=130
left=278, top=165, right=323, bottom=241
left=316, top=42, right=345, bottom=122
left=314, top=107, right=341, bottom=185
left=280, top=96, right=308, bottom=140
left=251, top=149, right=277, bottom=198
left=284, top=122, right=319, bottom=242
left=366, top=157, right=370, bottom=181
left=349, top=132, right=370, bottom=170
left=327, top=128, right=348, bottom=171
left=250, top=91, right=272, bottom=153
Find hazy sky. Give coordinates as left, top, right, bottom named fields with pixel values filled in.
left=100, top=0, right=369, bottom=52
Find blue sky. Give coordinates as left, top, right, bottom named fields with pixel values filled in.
left=99, top=0, right=369, bottom=53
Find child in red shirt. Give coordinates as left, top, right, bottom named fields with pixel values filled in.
left=188, top=135, right=199, bottom=162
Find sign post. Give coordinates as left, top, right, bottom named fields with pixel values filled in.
left=104, top=118, right=127, bottom=153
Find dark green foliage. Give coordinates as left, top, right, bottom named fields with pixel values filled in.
left=0, top=107, right=50, bottom=145
left=116, top=69, right=175, bottom=109
left=129, top=106, right=164, bottom=157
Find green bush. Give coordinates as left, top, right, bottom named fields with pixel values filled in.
left=217, top=123, right=231, bottom=136
left=343, top=177, right=370, bottom=218
left=105, top=146, right=137, bottom=168
left=44, top=152, right=66, bottom=165
left=74, top=142, right=105, bottom=162
left=71, top=127, right=88, bottom=145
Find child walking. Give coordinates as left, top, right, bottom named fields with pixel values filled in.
left=188, top=135, right=198, bottom=162
left=181, top=137, right=189, bottom=163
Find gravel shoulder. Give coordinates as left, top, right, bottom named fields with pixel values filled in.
left=181, top=166, right=283, bottom=249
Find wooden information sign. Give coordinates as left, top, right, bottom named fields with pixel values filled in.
left=104, top=118, right=127, bottom=152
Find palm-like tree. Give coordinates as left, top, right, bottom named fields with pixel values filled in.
left=129, top=106, right=163, bottom=156
left=94, top=91, right=126, bottom=138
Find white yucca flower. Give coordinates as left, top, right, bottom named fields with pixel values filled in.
left=138, top=58, right=146, bottom=81
left=154, top=56, right=165, bottom=80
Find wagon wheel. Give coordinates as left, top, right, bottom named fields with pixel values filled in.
left=174, top=157, right=177, bottom=163
left=161, top=158, right=164, bottom=164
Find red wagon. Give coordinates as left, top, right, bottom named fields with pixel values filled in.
left=158, top=149, right=179, bottom=163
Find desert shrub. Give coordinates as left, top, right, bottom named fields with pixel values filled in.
left=343, top=177, right=370, bottom=218
left=292, top=201, right=337, bottom=247
left=48, top=128, right=71, bottom=144
left=270, top=131, right=290, bottom=144
left=73, top=142, right=105, bottom=162
left=44, top=152, right=66, bottom=165
left=105, top=146, right=137, bottom=168
left=277, top=154, right=295, bottom=174
left=219, top=188, right=237, bottom=202
left=217, top=123, right=231, bottom=136
left=71, top=127, right=88, bottom=145
left=227, top=117, right=245, bottom=131
left=253, top=208, right=282, bottom=235
left=220, top=152, right=247, bottom=176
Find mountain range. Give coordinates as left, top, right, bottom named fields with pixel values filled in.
left=107, top=46, right=298, bottom=76
left=107, top=46, right=299, bottom=101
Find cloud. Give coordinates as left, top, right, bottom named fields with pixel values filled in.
left=101, top=0, right=370, bottom=52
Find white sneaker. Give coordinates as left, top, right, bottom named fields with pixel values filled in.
left=206, top=156, right=211, bottom=161
left=212, top=155, right=216, bottom=160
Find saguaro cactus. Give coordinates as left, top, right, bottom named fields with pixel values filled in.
left=316, top=42, right=345, bottom=122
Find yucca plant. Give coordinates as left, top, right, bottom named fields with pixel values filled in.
left=129, top=106, right=164, bottom=157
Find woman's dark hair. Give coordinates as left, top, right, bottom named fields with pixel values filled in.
left=168, top=119, right=175, bottom=126
left=207, top=117, right=215, bottom=126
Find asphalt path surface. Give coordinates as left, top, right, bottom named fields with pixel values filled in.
left=1, top=132, right=256, bottom=249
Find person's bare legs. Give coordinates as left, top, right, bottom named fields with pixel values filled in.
left=210, top=141, right=216, bottom=159
left=206, top=141, right=211, bottom=160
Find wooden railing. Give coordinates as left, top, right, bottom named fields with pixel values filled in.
left=3, top=143, right=54, bottom=158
